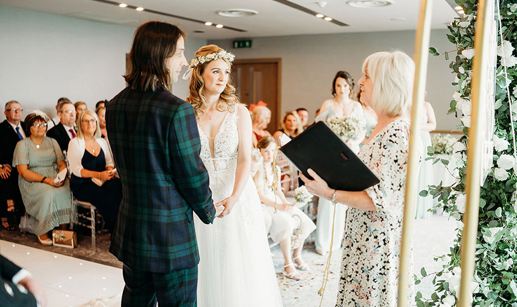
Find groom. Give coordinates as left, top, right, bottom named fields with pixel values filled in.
left=107, top=21, right=217, bottom=307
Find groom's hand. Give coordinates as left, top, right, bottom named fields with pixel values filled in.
left=214, top=203, right=225, bottom=217
left=216, top=196, right=237, bottom=218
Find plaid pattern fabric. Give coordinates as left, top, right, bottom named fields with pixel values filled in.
left=122, top=264, right=198, bottom=307
left=107, top=87, right=215, bottom=273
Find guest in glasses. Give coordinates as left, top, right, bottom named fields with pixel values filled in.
left=74, top=101, right=88, bottom=115
left=47, top=101, right=77, bottom=153
left=0, top=101, right=26, bottom=231
left=68, top=110, right=121, bottom=234
left=48, top=97, right=71, bottom=130
left=13, top=112, right=71, bottom=246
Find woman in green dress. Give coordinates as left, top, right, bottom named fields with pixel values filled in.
left=13, top=112, right=71, bottom=245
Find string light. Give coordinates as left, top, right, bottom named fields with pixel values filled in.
left=119, top=3, right=127, bottom=8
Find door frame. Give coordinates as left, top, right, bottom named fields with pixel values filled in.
left=233, top=58, right=282, bottom=131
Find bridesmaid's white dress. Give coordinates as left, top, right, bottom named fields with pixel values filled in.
left=194, top=110, right=283, bottom=307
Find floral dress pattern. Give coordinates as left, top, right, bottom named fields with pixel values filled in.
left=336, top=119, right=415, bottom=307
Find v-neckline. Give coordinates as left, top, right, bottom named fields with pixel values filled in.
left=198, top=111, right=230, bottom=159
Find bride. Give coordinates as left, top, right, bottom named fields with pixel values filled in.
left=185, top=45, right=283, bottom=307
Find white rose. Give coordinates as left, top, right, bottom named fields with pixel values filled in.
left=497, top=154, right=516, bottom=170
left=452, top=91, right=462, bottom=101
left=459, top=66, right=466, bottom=74
left=462, top=116, right=471, bottom=127
left=511, top=4, right=517, bottom=13
left=497, top=40, right=514, bottom=58
left=503, top=258, right=514, bottom=269
left=461, top=99, right=472, bottom=116
left=443, top=295, right=456, bottom=305
left=494, top=168, right=509, bottom=181
left=456, top=194, right=467, bottom=213
left=452, top=266, right=461, bottom=276
left=457, top=220, right=465, bottom=230
left=462, top=48, right=475, bottom=59
left=458, top=21, right=470, bottom=28
left=450, top=275, right=462, bottom=295
left=493, top=135, right=509, bottom=152
left=501, top=55, right=517, bottom=67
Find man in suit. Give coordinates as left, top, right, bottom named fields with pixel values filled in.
left=107, top=21, right=219, bottom=307
left=0, top=100, right=26, bottom=230
left=46, top=100, right=76, bottom=153
left=0, top=254, right=47, bottom=307
left=47, top=97, right=71, bottom=130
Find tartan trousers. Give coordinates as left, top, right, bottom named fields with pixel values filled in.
left=121, top=264, right=198, bottom=307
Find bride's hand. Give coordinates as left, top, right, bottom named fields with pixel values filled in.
left=214, top=204, right=225, bottom=217
left=216, top=196, right=238, bottom=218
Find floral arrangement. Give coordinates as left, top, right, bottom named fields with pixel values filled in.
left=294, top=186, right=313, bottom=204
left=431, top=133, right=457, bottom=155
left=417, top=1, right=517, bottom=306
left=188, top=50, right=235, bottom=69
left=326, top=116, right=365, bottom=142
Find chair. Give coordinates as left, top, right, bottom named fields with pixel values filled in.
left=70, top=198, right=104, bottom=253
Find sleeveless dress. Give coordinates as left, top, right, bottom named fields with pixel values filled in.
left=314, top=102, right=365, bottom=253
left=194, top=110, right=283, bottom=307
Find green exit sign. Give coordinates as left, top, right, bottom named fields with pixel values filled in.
left=233, top=40, right=252, bottom=49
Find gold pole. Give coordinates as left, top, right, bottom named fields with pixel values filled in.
left=458, top=0, right=493, bottom=306
left=398, top=0, right=433, bottom=305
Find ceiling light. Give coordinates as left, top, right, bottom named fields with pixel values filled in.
left=217, top=9, right=258, bottom=17
left=316, top=13, right=324, bottom=18
left=205, top=21, right=213, bottom=26
left=347, top=0, right=394, bottom=8
left=216, top=24, right=224, bottom=28
left=136, top=7, right=144, bottom=11
left=119, top=3, right=127, bottom=8
left=324, top=17, right=332, bottom=21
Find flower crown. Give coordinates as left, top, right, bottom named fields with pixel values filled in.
left=182, top=50, right=235, bottom=80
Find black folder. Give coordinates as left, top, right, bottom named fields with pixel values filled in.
left=279, top=121, right=380, bottom=191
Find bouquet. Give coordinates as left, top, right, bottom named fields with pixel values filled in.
left=327, top=116, right=366, bottom=142
left=294, top=186, right=313, bottom=204
left=431, top=133, right=457, bottom=155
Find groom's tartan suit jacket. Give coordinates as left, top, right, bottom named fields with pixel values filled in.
left=107, top=87, right=215, bottom=273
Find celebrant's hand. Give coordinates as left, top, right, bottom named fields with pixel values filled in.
left=216, top=196, right=238, bottom=218
left=300, top=169, right=333, bottom=200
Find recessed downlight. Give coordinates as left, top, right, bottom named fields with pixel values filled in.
left=216, top=24, right=224, bottom=28
left=217, top=8, right=258, bottom=17
left=136, top=7, right=144, bottom=11
left=119, top=3, right=127, bottom=8
left=347, top=0, right=394, bottom=8
left=205, top=21, right=213, bottom=26
left=316, top=13, right=324, bottom=18
left=324, top=17, right=332, bottom=21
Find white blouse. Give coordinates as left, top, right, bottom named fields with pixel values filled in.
left=67, top=137, right=114, bottom=177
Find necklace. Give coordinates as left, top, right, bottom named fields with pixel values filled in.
left=30, top=137, right=43, bottom=149
left=85, top=138, right=96, bottom=154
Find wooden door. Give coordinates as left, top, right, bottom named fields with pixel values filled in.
left=232, top=59, right=281, bottom=134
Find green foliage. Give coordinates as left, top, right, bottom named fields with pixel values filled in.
left=416, top=1, right=517, bottom=306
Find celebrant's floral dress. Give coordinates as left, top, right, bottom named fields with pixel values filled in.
left=336, top=119, right=415, bottom=307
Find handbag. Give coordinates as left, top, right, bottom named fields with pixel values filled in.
left=291, top=214, right=304, bottom=249
left=52, top=230, right=77, bottom=248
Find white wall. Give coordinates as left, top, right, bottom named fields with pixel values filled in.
left=0, top=6, right=207, bottom=120
left=210, top=30, right=460, bottom=131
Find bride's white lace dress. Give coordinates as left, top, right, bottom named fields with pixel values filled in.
left=194, top=110, right=283, bottom=307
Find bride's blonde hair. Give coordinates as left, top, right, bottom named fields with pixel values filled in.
left=186, top=45, right=238, bottom=117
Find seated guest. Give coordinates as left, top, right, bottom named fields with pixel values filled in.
left=96, top=107, right=108, bottom=138
left=1, top=253, right=47, bottom=307
left=13, top=112, right=71, bottom=245
left=273, top=111, right=303, bottom=192
left=67, top=110, right=121, bottom=234
left=0, top=101, right=26, bottom=231
left=251, top=106, right=272, bottom=148
left=74, top=101, right=87, bottom=115
left=46, top=100, right=77, bottom=153
left=95, top=100, right=107, bottom=112
left=296, top=107, right=310, bottom=129
left=253, top=136, right=316, bottom=280
left=47, top=97, right=71, bottom=130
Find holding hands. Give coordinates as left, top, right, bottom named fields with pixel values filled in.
left=215, top=195, right=238, bottom=218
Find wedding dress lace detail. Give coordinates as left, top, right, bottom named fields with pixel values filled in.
left=194, top=109, right=283, bottom=307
